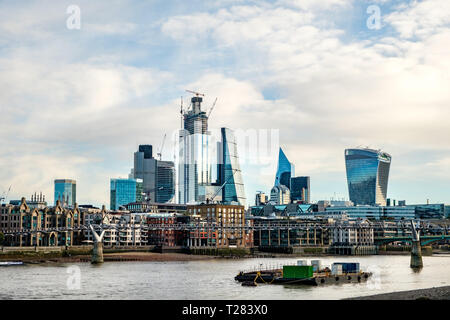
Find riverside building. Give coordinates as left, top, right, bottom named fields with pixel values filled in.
left=0, top=198, right=85, bottom=247
left=186, top=204, right=251, bottom=248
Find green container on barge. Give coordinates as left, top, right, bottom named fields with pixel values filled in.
left=282, top=265, right=314, bottom=279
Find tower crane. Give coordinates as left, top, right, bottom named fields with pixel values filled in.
left=0, top=185, right=12, bottom=204
left=207, top=97, right=218, bottom=118
left=206, top=170, right=237, bottom=204
left=157, top=133, right=167, bottom=161
left=185, top=90, right=205, bottom=97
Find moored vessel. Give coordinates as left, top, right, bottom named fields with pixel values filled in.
left=235, top=260, right=372, bottom=286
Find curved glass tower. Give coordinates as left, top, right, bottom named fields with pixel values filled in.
left=345, top=148, right=391, bottom=206
left=221, top=128, right=246, bottom=207
left=274, top=148, right=295, bottom=188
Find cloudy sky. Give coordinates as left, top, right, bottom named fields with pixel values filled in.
left=0, top=0, right=449, bottom=207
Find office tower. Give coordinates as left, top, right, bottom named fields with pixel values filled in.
left=345, top=148, right=391, bottom=206
left=220, top=128, right=246, bottom=206
left=290, top=176, right=310, bottom=203
left=156, top=161, right=176, bottom=203
left=274, top=148, right=295, bottom=189
left=255, top=192, right=267, bottom=206
left=132, top=145, right=175, bottom=203
left=135, top=179, right=144, bottom=202
left=133, top=144, right=156, bottom=201
left=270, top=185, right=291, bottom=205
left=54, top=179, right=76, bottom=207
left=178, top=95, right=215, bottom=204
left=177, top=95, right=246, bottom=206
left=110, top=178, right=137, bottom=210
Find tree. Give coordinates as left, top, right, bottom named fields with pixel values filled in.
left=0, top=232, right=4, bottom=246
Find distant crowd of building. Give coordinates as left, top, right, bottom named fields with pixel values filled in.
left=1, top=94, right=449, bottom=252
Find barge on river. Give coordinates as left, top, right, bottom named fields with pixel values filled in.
left=235, top=260, right=372, bottom=286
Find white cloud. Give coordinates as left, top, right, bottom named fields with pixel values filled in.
left=385, top=0, right=450, bottom=39
left=1, top=0, right=449, bottom=206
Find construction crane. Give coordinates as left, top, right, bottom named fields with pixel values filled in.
left=207, top=97, right=218, bottom=118
left=185, top=90, right=205, bottom=97
left=206, top=170, right=237, bottom=204
left=157, top=133, right=167, bottom=161
left=0, top=185, right=12, bottom=204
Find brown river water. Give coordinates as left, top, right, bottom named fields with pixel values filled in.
left=0, top=254, right=449, bottom=299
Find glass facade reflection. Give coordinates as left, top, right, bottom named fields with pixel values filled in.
left=156, top=161, right=175, bottom=203
left=221, top=128, right=246, bottom=206
left=345, top=148, right=391, bottom=206
left=290, top=176, right=310, bottom=203
left=54, top=179, right=76, bottom=207
left=110, top=178, right=137, bottom=210
left=274, top=148, right=295, bottom=189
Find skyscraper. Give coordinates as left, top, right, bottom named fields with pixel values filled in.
left=345, top=148, right=391, bottom=206
left=110, top=178, right=137, bottom=210
left=156, top=161, right=176, bottom=203
left=132, top=144, right=175, bottom=203
left=220, top=128, right=246, bottom=206
left=274, top=148, right=295, bottom=189
left=177, top=95, right=246, bottom=206
left=54, top=179, right=76, bottom=207
left=290, top=176, right=310, bottom=203
left=178, top=95, right=214, bottom=204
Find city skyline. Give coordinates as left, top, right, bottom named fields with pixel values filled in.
left=1, top=0, right=450, bottom=207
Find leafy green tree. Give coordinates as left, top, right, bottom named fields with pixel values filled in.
left=0, top=232, right=4, bottom=246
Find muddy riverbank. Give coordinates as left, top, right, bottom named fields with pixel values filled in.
left=347, top=285, right=450, bottom=300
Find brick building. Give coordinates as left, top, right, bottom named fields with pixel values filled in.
left=187, top=204, right=252, bottom=248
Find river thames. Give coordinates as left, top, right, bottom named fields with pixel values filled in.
left=1, top=255, right=449, bottom=300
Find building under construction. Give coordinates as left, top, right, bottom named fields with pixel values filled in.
left=177, top=92, right=246, bottom=206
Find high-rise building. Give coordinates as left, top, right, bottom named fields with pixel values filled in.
left=54, top=179, right=76, bottom=207
left=110, top=178, right=137, bottom=210
left=131, top=145, right=175, bottom=203
left=178, top=96, right=213, bottom=204
left=177, top=95, right=246, bottom=206
left=345, top=148, right=391, bottom=206
left=270, top=185, right=291, bottom=205
left=156, top=161, right=176, bottom=203
left=220, top=128, right=246, bottom=206
left=274, top=148, right=295, bottom=189
left=290, top=176, right=310, bottom=203
left=135, top=179, right=144, bottom=202
left=255, top=192, right=267, bottom=206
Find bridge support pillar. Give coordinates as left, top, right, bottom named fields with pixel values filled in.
left=92, top=242, right=104, bottom=264
left=410, top=240, right=423, bottom=269
left=89, top=225, right=105, bottom=265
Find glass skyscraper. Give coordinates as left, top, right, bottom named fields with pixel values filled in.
left=345, top=148, right=391, bottom=206
left=290, top=176, right=310, bottom=203
left=177, top=95, right=246, bottom=206
left=221, top=128, right=246, bottom=206
left=156, top=161, right=175, bottom=203
left=178, top=96, right=213, bottom=204
left=274, top=148, right=295, bottom=189
left=132, top=144, right=175, bottom=203
left=54, top=179, right=76, bottom=207
left=110, top=178, right=137, bottom=210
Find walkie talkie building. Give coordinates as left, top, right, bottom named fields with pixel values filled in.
left=345, top=148, right=391, bottom=206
